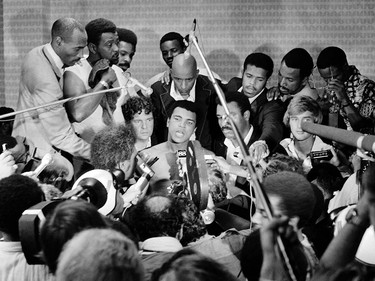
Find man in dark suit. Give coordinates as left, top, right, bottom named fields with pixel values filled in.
left=213, top=92, right=268, bottom=197
left=150, top=53, right=220, bottom=150
left=226, top=53, right=285, bottom=153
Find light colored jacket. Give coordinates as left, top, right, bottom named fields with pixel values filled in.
left=12, top=44, right=90, bottom=160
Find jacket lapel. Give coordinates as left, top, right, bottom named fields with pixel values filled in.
left=159, top=83, right=174, bottom=118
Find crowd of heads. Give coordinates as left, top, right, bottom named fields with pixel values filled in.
left=1, top=15, right=375, bottom=281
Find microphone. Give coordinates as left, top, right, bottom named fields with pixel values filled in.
left=122, top=169, right=155, bottom=209
left=122, top=154, right=156, bottom=209
left=63, top=177, right=108, bottom=209
left=301, top=121, right=375, bottom=153
left=184, top=19, right=197, bottom=54
left=192, top=18, right=197, bottom=32
left=123, top=72, right=153, bottom=96
left=33, top=153, right=53, bottom=177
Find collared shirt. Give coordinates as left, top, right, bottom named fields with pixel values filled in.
left=342, top=65, right=375, bottom=132
left=170, top=80, right=196, bottom=102
left=224, top=127, right=254, bottom=166
left=238, top=86, right=265, bottom=104
left=224, top=127, right=253, bottom=186
left=280, top=135, right=331, bottom=173
left=45, top=43, right=64, bottom=79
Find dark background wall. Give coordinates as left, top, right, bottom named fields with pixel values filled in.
left=2, top=0, right=375, bottom=107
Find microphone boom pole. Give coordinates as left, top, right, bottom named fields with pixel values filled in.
left=0, top=86, right=124, bottom=120
left=189, top=29, right=297, bottom=281
left=301, top=121, right=375, bottom=153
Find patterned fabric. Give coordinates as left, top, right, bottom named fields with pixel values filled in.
left=325, top=65, right=375, bottom=133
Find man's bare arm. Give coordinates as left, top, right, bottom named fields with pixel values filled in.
left=63, top=68, right=116, bottom=122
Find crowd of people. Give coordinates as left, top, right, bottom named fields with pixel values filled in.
left=0, top=16, right=375, bottom=281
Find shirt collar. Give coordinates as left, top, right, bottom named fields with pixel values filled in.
left=224, top=126, right=253, bottom=149
left=238, top=86, right=265, bottom=104
left=45, top=43, right=65, bottom=77
left=170, top=80, right=196, bottom=102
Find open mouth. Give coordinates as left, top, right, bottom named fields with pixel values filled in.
left=175, top=131, right=185, bottom=137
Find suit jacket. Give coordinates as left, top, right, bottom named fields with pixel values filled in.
left=226, top=77, right=285, bottom=152
left=12, top=44, right=91, bottom=160
left=150, top=75, right=221, bottom=150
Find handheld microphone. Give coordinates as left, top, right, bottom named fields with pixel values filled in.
left=33, top=153, right=53, bottom=177
left=122, top=168, right=155, bottom=209
left=184, top=19, right=197, bottom=53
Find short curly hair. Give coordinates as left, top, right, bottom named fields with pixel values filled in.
left=91, top=125, right=136, bottom=170
left=175, top=196, right=207, bottom=246
left=85, top=18, right=116, bottom=45
left=207, top=168, right=227, bottom=204
left=263, top=171, right=315, bottom=228
left=262, top=153, right=304, bottom=178
left=282, top=48, right=314, bottom=79
left=0, top=175, right=44, bottom=238
left=117, top=28, right=137, bottom=51
left=128, top=194, right=184, bottom=241
left=122, top=97, right=154, bottom=123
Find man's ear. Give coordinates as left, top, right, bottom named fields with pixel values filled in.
left=301, top=75, right=308, bottom=86
left=167, top=118, right=170, bottom=128
left=88, top=42, right=97, bottom=55
left=195, top=69, right=199, bottom=77
left=55, top=36, right=62, bottom=46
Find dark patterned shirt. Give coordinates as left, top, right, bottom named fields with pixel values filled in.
left=325, top=65, right=375, bottom=133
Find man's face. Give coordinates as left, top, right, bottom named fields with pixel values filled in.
left=252, top=194, right=283, bottom=225
left=171, top=66, right=198, bottom=95
left=242, top=64, right=268, bottom=98
left=59, top=29, right=87, bottom=67
left=278, top=61, right=305, bottom=96
left=160, top=40, right=184, bottom=68
left=119, top=148, right=137, bottom=180
left=167, top=107, right=196, bottom=144
left=96, top=32, right=119, bottom=65
left=130, top=110, right=154, bottom=142
left=289, top=111, right=314, bottom=141
left=118, top=41, right=135, bottom=72
left=318, top=66, right=345, bottom=84
left=216, top=102, right=250, bottom=140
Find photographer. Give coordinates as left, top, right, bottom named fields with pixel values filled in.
left=0, top=175, right=53, bottom=280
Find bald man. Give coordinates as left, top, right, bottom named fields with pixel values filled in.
left=150, top=54, right=221, bottom=149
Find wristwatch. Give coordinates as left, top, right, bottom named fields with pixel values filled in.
left=345, top=207, right=368, bottom=229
